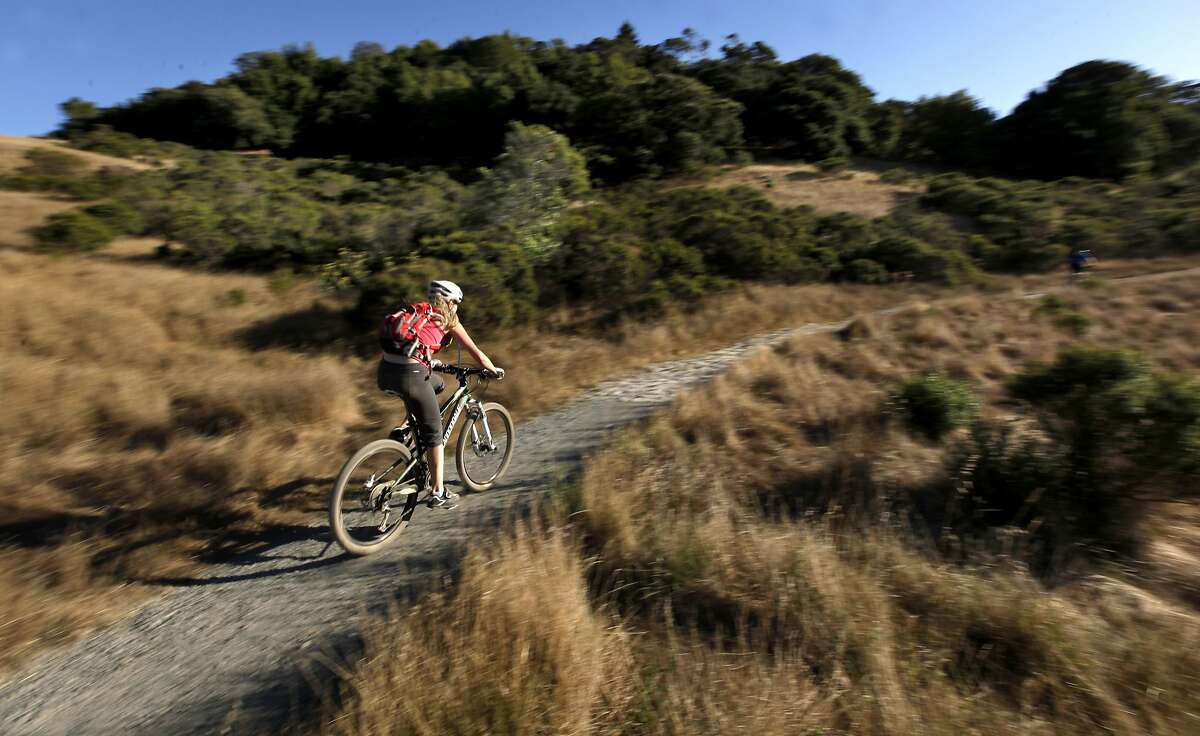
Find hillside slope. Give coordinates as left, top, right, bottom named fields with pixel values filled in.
left=683, top=160, right=924, bottom=217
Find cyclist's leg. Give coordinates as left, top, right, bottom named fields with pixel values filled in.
left=379, top=361, right=450, bottom=499
left=399, top=371, right=447, bottom=495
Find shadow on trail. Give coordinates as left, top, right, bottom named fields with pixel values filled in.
left=135, top=524, right=344, bottom=587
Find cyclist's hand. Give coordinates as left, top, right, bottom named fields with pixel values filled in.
left=489, top=367, right=506, bottom=380
left=430, top=359, right=443, bottom=369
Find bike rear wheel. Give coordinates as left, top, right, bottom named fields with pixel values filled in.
left=455, top=402, right=515, bottom=492
left=329, top=439, right=421, bottom=555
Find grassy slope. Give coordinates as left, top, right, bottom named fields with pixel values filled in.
left=317, top=272, right=1200, bottom=735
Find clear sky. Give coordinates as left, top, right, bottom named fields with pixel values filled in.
left=2, top=0, right=1197, bottom=136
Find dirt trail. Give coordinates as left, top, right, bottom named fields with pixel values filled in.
left=0, top=267, right=1195, bottom=735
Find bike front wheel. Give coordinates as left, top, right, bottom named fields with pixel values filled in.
left=455, top=402, right=515, bottom=492
left=329, top=439, right=421, bottom=556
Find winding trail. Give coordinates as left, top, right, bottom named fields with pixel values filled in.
left=1, top=267, right=1196, bottom=735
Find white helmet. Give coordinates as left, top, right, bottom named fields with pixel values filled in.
left=428, top=279, right=463, bottom=303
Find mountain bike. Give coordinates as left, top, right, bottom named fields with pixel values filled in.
left=328, top=364, right=515, bottom=556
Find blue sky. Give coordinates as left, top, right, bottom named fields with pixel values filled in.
left=2, top=0, right=1197, bottom=136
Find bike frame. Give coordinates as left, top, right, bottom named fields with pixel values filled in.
left=438, top=380, right=476, bottom=446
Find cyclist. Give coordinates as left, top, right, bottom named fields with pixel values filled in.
left=377, top=280, right=505, bottom=509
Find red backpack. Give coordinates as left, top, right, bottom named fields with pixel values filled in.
left=379, top=302, right=440, bottom=362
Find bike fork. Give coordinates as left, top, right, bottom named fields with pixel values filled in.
left=468, top=400, right=496, bottom=451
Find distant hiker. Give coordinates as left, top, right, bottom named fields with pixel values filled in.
left=377, top=280, right=505, bottom=509
left=1068, top=248, right=1097, bottom=276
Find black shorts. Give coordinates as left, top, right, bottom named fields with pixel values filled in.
left=377, top=360, right=445, bottom=447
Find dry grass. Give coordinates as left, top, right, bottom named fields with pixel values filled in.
left=315, top=269, right=1200, bottom=735
left=311, top=526, right=635, bottom=735
left=0, top=247, right=367, bottom=670
left=671, top=161, right=923, bottom=217
left=486, top=280, right=928, bottom=419
left=308, top=521, right=841, bottom=736
left=0, top=190, right=79, bottom=248
left=566, top=270, right=1200, bottom=734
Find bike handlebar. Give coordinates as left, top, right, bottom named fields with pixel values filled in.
left=432, top=363, right=503, bottom=381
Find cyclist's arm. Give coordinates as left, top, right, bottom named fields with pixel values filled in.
left=448, top=324, right=502, bottom=374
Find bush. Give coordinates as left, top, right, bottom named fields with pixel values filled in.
left=21, top=148, right=87, bottom=177
left=946, top=423, right=1062, bottom=524
left=857, top=234, right=980, bottom=285
left=1032, top=295, right=1090, bottom=336
left=66, top=125, right=194, bottom=162
left=893, top=372, right=978, bottom=441
left=1053, top=311, right=1090, bottom=336
left=267, top=268, right=297, bottom=295
left=995, top=346, right=1200, bottom=550
left=33, top=211, right=115, bottom=252
left=878, top=167, right=914, bottom=184
left=82, top=201, right=144, bottom=235
left=219, top=288, right=247, bottom=307
left=0, top=148, right=113, bottom=199
left=816, top=156, right=849, bottom=173
left=0, top=173, right=109, bottom=200
left=842, top=258, right=890, bottom=284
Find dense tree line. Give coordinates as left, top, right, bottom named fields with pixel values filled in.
left=59, top=26, right=1199, bottom=183
left=17, top=121, right=1194, bottom=343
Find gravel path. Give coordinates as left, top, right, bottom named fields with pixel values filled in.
left=1, top=267, right=1194, bottom=735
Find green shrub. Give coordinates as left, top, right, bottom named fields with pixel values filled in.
left=33, top=211, right=115, bottom=252
left=1011, top=345, right=1200, bottom=487
left=945, top=423, right=1062, bottom=529
left=816, top=156, right=849, bottom=173
left=67, top=125, right=194, bottom=162
left=1032, top=295, right=1090, bottom=336
left=893, top=372, right=978, bottom=441
left=82, top=201, right=144, bottom=235
left=0, top=173, right=108, bottom=199
left=220, top=289, right=247, bottom=307
left=21, top=148, right=87, bottom=177
left=857, top=234, right=979, bottom=285
left=842, top=258, right=890, bottom=284
left=1004, top=346, right=1200, bottom=549
left=0, top=175, right=37, bottom=192
left=1054, top=311, right=1090, bottom=336
left=0, top=149, right=110, bottom=199
left=267, top=268, right=297, bottom=295
left=878, top=167, right=914, bottom=184
left=1032, top=294, right=1069, bottom=314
